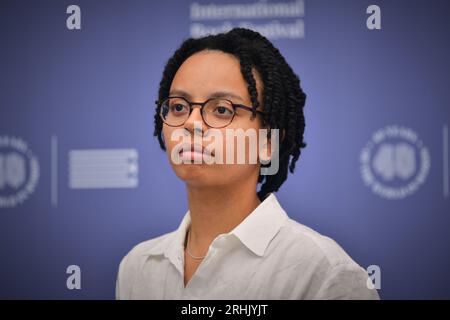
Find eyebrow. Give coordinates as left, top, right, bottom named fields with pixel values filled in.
left=168, top=89, right=245, bottom=103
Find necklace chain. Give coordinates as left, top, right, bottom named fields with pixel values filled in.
left=186, top=228, right=206, bottom=260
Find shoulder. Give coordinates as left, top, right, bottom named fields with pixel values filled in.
left=275, top=217, right=357, bottom=267
left=120, top=230, right=176, bottom=270
left=115, top=230, right=176, bottom=299
left=271, top=218, right=380, bottom=299
left=127, top=231, right=175, bottom=258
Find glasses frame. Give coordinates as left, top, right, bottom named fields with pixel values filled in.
left=156, top=96, right=265, bottom=129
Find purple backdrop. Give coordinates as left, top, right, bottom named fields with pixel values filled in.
left=0, top=0, right=449, bottom=299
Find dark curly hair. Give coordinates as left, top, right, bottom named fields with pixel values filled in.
left=154, top=27, right=307, bottom=201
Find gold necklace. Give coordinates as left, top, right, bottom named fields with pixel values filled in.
left=186, top=228, right=206, bottom=260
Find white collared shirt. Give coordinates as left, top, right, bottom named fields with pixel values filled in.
left=116, top=193, right=380, bottom=300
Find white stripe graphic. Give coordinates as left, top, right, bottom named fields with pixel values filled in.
left=51, top=135, right=58, bottom=207
left=444, top=125, right=449, bottom=198
left=69, top=149, right=138, bottom=189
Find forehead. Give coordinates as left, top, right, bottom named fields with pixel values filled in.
left=170, top=50, right=262, bottom=102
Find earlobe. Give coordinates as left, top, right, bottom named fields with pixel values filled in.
left=259, top=140, right=272, bottom=163
left=259, top=127, right=273, bottom=164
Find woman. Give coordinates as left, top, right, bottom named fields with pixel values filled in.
left=116, top=28, right=379, bottom=300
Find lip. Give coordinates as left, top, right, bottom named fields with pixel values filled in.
left=178, top=143, right=215, bottom=157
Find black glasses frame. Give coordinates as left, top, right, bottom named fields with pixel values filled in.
left=156, top=96, right=265, bottom=128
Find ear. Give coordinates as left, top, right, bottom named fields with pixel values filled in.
left=258, top=127, right=273, bottom=163
left=259, top=128, right=285, bottom=164
left=259, top=138, right=272, bottom=163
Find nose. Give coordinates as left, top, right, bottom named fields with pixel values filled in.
left=183, top=106, right=206, bottom=135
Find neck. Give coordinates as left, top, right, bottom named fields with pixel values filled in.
left=186, top=181, right=261, bottom=255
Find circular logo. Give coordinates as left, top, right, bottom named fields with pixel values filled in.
left=359, top=125, right=430, bottom=199
left=0, top=135, right=40, bottom=208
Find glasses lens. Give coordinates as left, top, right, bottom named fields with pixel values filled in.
left=203, top=99, right=235, bottom=128
left=160, top=98, right=190, bottom=126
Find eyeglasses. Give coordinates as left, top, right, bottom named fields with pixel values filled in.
left=156, top=96, right=265, bottom=128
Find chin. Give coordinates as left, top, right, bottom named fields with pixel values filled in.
left=173, top=164, right=218, bottom=185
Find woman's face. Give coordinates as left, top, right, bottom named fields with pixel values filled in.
left=162, top=49, right=267, bottom=188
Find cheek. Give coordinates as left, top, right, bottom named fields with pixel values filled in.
left=162, top=126, right=178, bottom=152
left=162, top=125, right=171, bottom=143
left=216, top=121, right=264, bottom=164
left=162, top=126, right=182, bottom=166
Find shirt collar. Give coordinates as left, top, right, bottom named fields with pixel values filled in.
left=231, top=193, right=289, bottom=256
left=142, top=193, right=289, bottom=259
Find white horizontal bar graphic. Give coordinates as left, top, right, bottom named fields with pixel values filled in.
left=69, top=148, right=138, bottom=189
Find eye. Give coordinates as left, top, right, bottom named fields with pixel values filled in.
left=213, top=105, right=233, bottom=116
left=170, top=103, right=188, bottom=114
